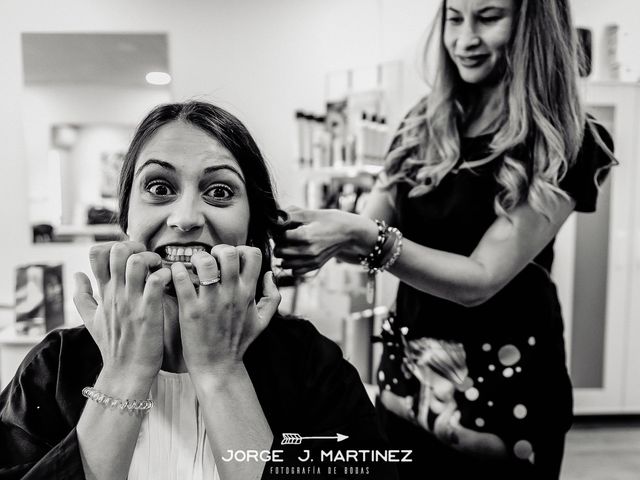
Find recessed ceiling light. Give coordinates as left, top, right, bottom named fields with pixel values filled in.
left=145, top=71, right=171, bottom=85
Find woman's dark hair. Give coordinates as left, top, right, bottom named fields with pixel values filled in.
left=118, top=101, right=283, bottom=296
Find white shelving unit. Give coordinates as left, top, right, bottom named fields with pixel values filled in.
left=555, top=81, right=640, bottom=414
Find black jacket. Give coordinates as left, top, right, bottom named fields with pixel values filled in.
left=0, top=317, right=398, bottom=479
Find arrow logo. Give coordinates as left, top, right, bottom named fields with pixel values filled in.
left=281, top=433, right=349, bottom=445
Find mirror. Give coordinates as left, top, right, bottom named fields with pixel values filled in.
left=22, top=33, right=172, bottom=243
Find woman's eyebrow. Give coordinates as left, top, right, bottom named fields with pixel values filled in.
left=134, top=159, right=245, bottom=182
left=203, top=164, right=246, bottom=183
left=134, top=158, right=174, bottom=178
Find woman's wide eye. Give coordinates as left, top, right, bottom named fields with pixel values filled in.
left=147, top=181, right=174, bottom=196
left=205, top=184, right=233, bottom=200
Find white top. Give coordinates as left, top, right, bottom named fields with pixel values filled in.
left=128, top=371, right=220, bottom=480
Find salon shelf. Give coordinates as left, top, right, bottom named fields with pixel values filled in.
left=52, top=224, right=124, bottom=242
left=297, top=164, right=383, bottom=179
left=0, top=325, right=77, bottom=389
left=0, top=325, right=45, bottom=345
left=0, top=325, right=45, bottom=389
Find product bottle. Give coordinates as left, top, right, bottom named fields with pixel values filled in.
left=295, top=111, right=306, bottom=168
left=311, top=115, right=331, bottom=169
left=366, top=113, right=379, bottom=165
left=338, top=183, right=357, bottom=212
left=345, top=132, right=356, bottom=166
left=354, top=112, right=367, bottom=167
left=331, top=133, right=344, bottom=168
left=377, top=117, right=389, bottom=164
left=301, top=113, right=313, bottom=168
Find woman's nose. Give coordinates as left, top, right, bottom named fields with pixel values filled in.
left=167, top=195, right=205, bottom=232
left=457, top=21, right=481, bottom=50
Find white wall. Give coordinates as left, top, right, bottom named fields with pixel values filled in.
left=0, top=0, right=436, bottom=314
left=24, top=85, right=170, bottom=224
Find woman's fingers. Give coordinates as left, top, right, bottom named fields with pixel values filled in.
left=171, top=262, right=198, bottom=307
left=237, top=246, right=262, bottom=288
left=73, top=272, right=98, bottom=326
left=82, top=242, right=168, bottom=378
left=285, top=206, right=315, bottom=224
left=433, top=403, right=458, bottom=442
left=280, top=243, right=344, bottom=274
left=281, top=225, right=310, bottom=245
left=211, top=244, right=239, bottom=286
left=190, top=251, right=221, bottom=304
left=89, top=242, right=117, bottom=295
left=125, top=252, right=163, bottom=296
left=255, top=271, right=281, bottom=329
left=143, top=267, right=172, bottom=306
left=190, top=250, right=220, bottom=284
left=273, top=245, right=316, bottom=258
left=109, top=241, right=146, bottom=288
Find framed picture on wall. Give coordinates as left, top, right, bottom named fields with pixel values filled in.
left=100, top=150, right=125, bottom=199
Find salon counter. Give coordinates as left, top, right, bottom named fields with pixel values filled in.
left=0, top=325, right=45, bottom=390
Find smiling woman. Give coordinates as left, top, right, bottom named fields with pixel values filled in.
left=272, top=1, right=617, bottom=479
left=443, top=0, right=514, bottom=85
left=0, top=101, right=398, bottom=480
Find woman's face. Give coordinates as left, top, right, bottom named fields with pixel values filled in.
left=443, top=0, right=514, bottom=85
left=127, top=121, right=250, bottom=284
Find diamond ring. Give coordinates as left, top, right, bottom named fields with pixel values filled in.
left=199, top=274, right=221, bottom=286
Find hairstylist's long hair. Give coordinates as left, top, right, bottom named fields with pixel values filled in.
left=384, top=0, right=615, bottom=219
left=117, top=101, right=283, bottom=298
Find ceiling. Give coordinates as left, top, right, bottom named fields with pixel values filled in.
left=22, top=33, right=170, bottom=87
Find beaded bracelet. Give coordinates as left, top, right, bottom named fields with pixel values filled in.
left=360, top=220, right=404, bottom=302
left=359, top=219, right=389, bottom=272
left=379, top=226, right=403, bottom=272
left=82, top=386, right=154, bottom=413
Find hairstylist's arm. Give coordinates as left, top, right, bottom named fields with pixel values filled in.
left=384, top=196, right=575, bottom=306
left=273, top=179, right=397, bottom=270
left=171, top=246, right=280, bottom=480
left=277, top=194, right=575, bottom=307
left=74, top=241, right=172, bottom=480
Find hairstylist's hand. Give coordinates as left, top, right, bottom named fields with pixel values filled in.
left=273, top=206, right=378, bottom=275
left=170, top=245, right=281, bottom=378
left=433, top=402, right=462, bottom=445
left=432, top=402, right=507, bottom=458
left=73, top=241, right=172, bottom=381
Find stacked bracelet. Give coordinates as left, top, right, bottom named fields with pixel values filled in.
left=359, top=219, right=389, bottom=272
left=360, top=220, right=404, bottom=303
left=379, top=226, right=403, bottom=272
left=82, top=386, right=154, bottom=413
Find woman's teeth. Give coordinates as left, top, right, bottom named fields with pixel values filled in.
left=164, top=245, right=207, bottom=262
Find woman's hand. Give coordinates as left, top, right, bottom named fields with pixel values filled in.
left=171, top=246, right=277, bottom=480
left=73, top=241, right=172, bottom=381
left=432, top=402, right=462, bottom=445
left=74, top=242, right=174, bottom=480
left=274, top=206, right=378, bottom=275
left=432, top=403, right=507, bottom=458
left=170, top=245, right=281, bottom=379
